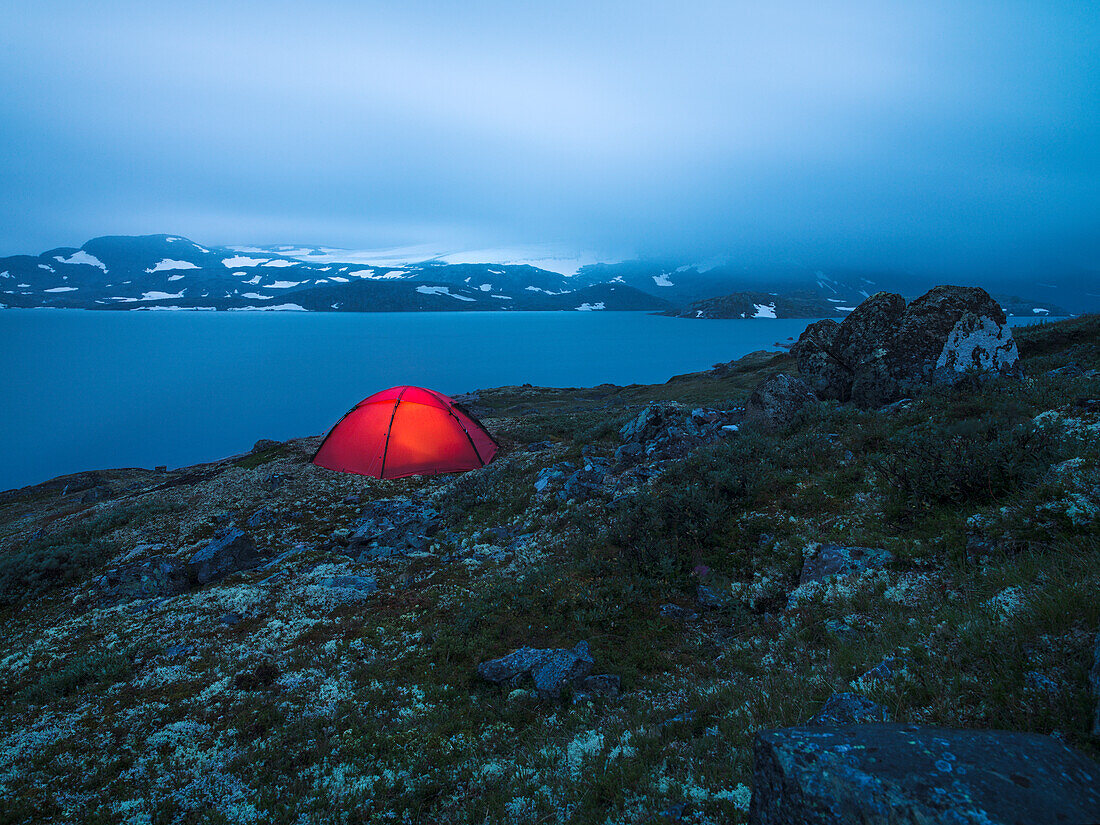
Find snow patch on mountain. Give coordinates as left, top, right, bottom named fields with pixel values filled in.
left=54, top=251, right=108, bottom=271
left=146, top=259, right=200, bottom=273
left=416, top=285, right=475, bottom=302
left=222, top=256, right=268, bottom=268
left=753, top=303, right=777, bottom=318
left=227, top=303, right=307, bottom=312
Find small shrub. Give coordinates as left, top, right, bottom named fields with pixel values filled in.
left=874, top=413, right=1058, bottom=515
left=0, top=499, right=180, bottom=606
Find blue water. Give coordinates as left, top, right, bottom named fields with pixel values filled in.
left=0, top=310, right=1064, bottom=492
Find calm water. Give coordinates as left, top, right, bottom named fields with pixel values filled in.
left=0, top=310, right=1063, bottom=491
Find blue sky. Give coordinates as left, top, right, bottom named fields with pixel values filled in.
left=1, top=0, right=1097, bottom=273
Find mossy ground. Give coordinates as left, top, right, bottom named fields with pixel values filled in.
left=1, top=323, right=1098, bottom=824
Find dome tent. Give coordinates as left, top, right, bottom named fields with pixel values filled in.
left=312, top=386, right=498, bottom=479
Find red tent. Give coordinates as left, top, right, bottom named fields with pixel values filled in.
left=312, top=386, right=498, bottom=479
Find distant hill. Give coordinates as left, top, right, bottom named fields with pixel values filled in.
left=0, top=234, right=1081, bottom=316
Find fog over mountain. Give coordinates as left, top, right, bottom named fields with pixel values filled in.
left=1, top=1, right=1098, bottom=289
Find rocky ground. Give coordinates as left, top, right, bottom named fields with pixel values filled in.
left=1, top=292, right=1098, bottom=824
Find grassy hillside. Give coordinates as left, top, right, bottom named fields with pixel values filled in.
left=0, top=318, right=1097, bottom=824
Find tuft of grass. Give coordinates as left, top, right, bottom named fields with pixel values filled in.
left=13, top=648, right=136, bottom=704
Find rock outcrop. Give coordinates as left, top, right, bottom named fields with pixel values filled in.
left=347, top=497, right=441, bottom=558
left=743, top=374, right=818, bottom=431
left=792, top=286, right=1020, bottom=408
left=749, top=724, right=1100, bottom=825
left=616, top=402, right=741, bottom=462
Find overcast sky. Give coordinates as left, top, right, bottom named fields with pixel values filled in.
left=1, top=0, right=1097, bottom=274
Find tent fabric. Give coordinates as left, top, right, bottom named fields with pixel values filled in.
left=312, top=386, right=498, bottom=479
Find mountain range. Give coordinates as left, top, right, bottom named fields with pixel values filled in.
left=0, top=234, right=1080, bottom=316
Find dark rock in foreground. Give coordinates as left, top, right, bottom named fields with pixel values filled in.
left=477, top=642, right=595, bottom=698
left=188, top=528, right=260, bottom=585
left=743, top=373, right=818, bottom=431
left=749, top=724, right=1100, bottom=825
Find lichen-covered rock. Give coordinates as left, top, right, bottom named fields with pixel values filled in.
left=749, top=724, right=1100, bottom=825
left=799, top=544, right=893, bottom=586
left=348, top=496, right=441, bottom=556
left=794, top=286, right=1019, bottom=408
left=934, top=311, right=1020, bottom=380
left=833, top=292, right=907, bottom=383
left=95, top=556, right=190, bottom=604
left=888, top=285, right=1006, bottom=381
left=477, top=641, right=595, bottom=698
left=744, top=373, right=818, bottom=431
left=791, top=319, right=847, bottom=401
left=187, top=528, right=260, bottom=585
left=807, top=693, right=890, bottom=726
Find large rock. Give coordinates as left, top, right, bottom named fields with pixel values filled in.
left=749, top=724, right=1100, bottom=825
left=795, top=286, right=1020, bottom=408
left=933, top=311, right=1020, bottom=383
left=888, top=285, right=1006, bottom=383
left=791, top=319, right=847, bottom=401
left=477, top=641, right=595, bottom=698
left=187, top=528, right=260, bottom=585
left=617, top=402, right=740, bottom=462
left=744, top=374, right=819, bottom=431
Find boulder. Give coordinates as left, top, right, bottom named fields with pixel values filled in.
left=749, top=724, right=1100, bottom=825
left=888, top=285, right=1006, bottom=383
left=933, top=311, right=1020, bottom=383
left=799, top=544, right=893, bottom=586
left=794, top=286, right=1020, bottom=408
left=807, top=693, right=890, bottom=726
left=619, top=403, right=681, bottom=443
left=791, top=319, right=847, bottom=401
left=831, top=292, right=907, bottom=405
left=477, top=641, right=595, bottom=698
left=188, top=528, right=260, bottom=585
left=744, top=374, right=819, bottom=431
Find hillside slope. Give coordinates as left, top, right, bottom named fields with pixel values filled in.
left=0, top=315, right=1097, bottom=823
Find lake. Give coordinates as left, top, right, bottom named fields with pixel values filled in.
left=0, top=310, right=1062, bottom=492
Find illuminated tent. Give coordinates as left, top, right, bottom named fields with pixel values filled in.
left=312, top=386, right=498, bottom=479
